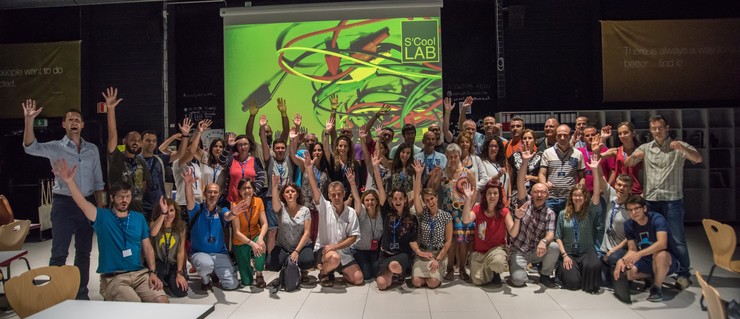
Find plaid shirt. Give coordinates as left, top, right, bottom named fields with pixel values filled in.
left=510, top=195, right=555, bottom=253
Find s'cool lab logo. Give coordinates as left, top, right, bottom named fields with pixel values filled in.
left=401, top=20, right=440, bottom=63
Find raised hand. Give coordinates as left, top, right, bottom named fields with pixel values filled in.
left=259, top=114, right=268, bottom=127
left=289, top=126, right=299, bottom=141
left=158, top=196, right=168, bottom=215
left=632, top=150, right=645, bottom=160
left=293, top=113, right=302, bottom=128
left=325, top=117, right=335, bottom=133
left=329, top=94, right=339, bottom=110
left=374, top=124, right=383, bottom=138
left=198, top=119, right=212, bottom=132
left=412, top=159, right=424, bottom=176
left=463, top=96, right=473, bottom=108
left=379, top=104, right=391, bottom=116
left=462, top=181, right=475, bottom=202
left=521, top=149, right=534, bottom=161
left=52, top=159, right=77, bottom=183
left=179, top=118, right=193, bottom=136
left=515, top=201, right=528, bottom=219
left=443, top=97, right=455, bottom=113
left=358, top=125, right=368, bottom=139
left=248, top=100, right=258, bottom=116
left=227, top=132, right=236, bottom=146
left=22, top=99, right=42, bottom=119
left=182, top=166, right=195, bottom=184
left=345, top=167, right=355, bottom=185
left=573, top=129, right=583, bottom=142
left=586, top=156, right=600, bottom=171
left=276, top=97, right=287, bottom=114
left=600, top=125, right=612, bottom=140
left=102, top=87, right=122, bottom=109
left=272, top=174, right=280, bottom=188
left=371, top=151, right=382, bottom=168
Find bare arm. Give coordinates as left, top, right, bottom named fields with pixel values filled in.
left=245, top=101, right=258, bottom=141
left=412, top=160, right=424, bottom=214
left=519, top=151, right=533, bottom=202
left=442, top=97, right=455, bottom=143
left=259, top=115, right=271, bottom=163
left=304, top=157, right=322, bottom=206
left=587, top=157, right=601, bottom=206
left=158, top=133, right=182, bottom=159
left=104, top=87, right=123, bottom=154
left=277, top=98, right=290, bottom=142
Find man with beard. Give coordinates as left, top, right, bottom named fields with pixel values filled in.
left=184, top=167, right=243, bottom=291
left=53, top=159, right=168, bottom=303
left=260, top=114, right=293, bottom=256
left=140, top=130, right=170, bottom=217
left=23, top=100, right=105, bottom=300
left=105, top=87, right=151, bottom=214
left=504, top=116, right=529, bottom=160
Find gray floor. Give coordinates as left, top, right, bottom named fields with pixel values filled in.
left=1, top=225, right=738, bottom=319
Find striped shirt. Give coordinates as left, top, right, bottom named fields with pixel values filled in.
left=510, top=195, right=556, bottom=253
left=634, top=138, right=694, bottom=201
left=540, top=146, right=585, bottom=199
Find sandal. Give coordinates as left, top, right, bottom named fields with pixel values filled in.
left=301, top=270, right=310, bottom=283
left=459, top=271, right=470, bottom=282
left=444, top=269, right=455, bottom=281
left=319, top=273, right=334, bottom=287
left=255, top=274, right=266, bottom=288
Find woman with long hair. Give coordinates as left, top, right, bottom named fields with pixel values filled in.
left=323, top=123, right=364, bottom=200
left=149, top=196, right=188, bottom=297
left=555, top=158, right=603, bottom=293
left=428, top=143, right=476, bottom=281
left=266, top=175, right=314, bottom=282
left=458, top=132, right=488, bottom=192
left=231, top=178, right=269, bottom=287
left=410, top=160, right=453, bottom=289
left=479, top=136, right=510, bottom=195
left=201, top=138, right=226, bottom=201
left=612, top=122, right=643, bottom=194
left=508, top=129, right=542, bottom=200
left=461, top=180, right=514, bottom=286
left=290, top=138, right=331, bottom=244
left=349, top=152, right=386, bottom=282
left=382, top=142, right=415, bottom=199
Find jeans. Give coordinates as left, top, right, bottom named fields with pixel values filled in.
left=509, top=242, right=560, bottom=287
left=647, top=199, right=689, bottom=277
left=190, top=252, right=238, bottom=290
left=545, top=197, right=566, bottom=218
left=50, top=194, right=94, bottom=300
left=264, top=197, right=278, bottom=229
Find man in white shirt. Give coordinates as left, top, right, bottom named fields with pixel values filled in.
left=305, top=157, right=363, bottom=287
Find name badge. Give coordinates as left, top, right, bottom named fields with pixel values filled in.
left=390, top=242, right=399, bottom=250
left=208, top=236, right=216, bottom=243
left=122, top=249, right=132, bottom=257
left=557, top=171, right=566, bottom=177
left=585, top=170, right=592, bottom=175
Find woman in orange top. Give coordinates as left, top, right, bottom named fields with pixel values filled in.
left=231, top=178, right=268, bottom=287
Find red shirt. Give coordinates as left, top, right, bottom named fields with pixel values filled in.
left=615, top=146, right=643, bottom=194
left=472, top=204, right=509, bottom=252
left=228, top=157, right=256, bottom=203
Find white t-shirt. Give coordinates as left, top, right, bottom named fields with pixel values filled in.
left=314, top=197, right=360, bottom=254
left=173, top=159, right=203, bottom=206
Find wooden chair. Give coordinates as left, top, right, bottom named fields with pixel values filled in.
left=701, top=219, right=740, bottom=310
left=5, top=265, right=80, bottom=318
left=697, top=271, right=727, bottom=319
left=0, top=220, right=32, bottom=281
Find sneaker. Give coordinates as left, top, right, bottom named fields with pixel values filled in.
left=491, top=273, right=502, bottom=285
left=539, top=275, right=558, bottom=288
left=647, top=286, right=663, bottom=302
left=201, top=281, right=213, bottom=292
left=675, top=276, right=691, bottom=290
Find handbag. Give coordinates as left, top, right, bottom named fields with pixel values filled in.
left=38, top=178, right=53, bottom=231
left=269, top=257, right=301, bottom=294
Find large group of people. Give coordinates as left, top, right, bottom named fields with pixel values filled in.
left=22, top=87, right=701, bottom=304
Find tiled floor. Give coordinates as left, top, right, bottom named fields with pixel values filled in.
left=1, top=225, right=738, bottom=319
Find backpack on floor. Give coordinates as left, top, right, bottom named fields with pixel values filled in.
left=270, top=258, right=301, bottom=294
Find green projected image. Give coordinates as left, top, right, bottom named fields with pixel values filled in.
left=224, top=18, right=442, bottom=143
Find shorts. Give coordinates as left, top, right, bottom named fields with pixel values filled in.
left=412, top=250, right=447, bottom=282
left=378, top=251, right=411, bottom=276
left=264, top=198, right=279, bottom=229
left=634, top=252, right=679, bottom=277
left=314, top=246, right=356, bottom=272
left=99, top=269, right=167, bottom=302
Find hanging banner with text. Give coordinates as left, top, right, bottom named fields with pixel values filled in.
left=0, top=41, right=81, bottom=119
left=601, top=19, right=740, bottom=102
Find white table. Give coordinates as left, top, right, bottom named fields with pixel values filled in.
left=28, top=300, right=214, bottom=319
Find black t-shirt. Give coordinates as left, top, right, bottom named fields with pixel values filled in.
left=379, top=202, right=418, bottom=254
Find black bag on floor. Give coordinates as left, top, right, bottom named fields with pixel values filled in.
left=269, top=258, right=301, bottom=294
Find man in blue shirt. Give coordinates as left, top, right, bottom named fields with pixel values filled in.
left=184, top=167, right=245, bottom=291
left=614, top=195, right=679, bottom=302
left=22, top=99, right=105, bottom=300
left=53, top=159, right=167, bottom=303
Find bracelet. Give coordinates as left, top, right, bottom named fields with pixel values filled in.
left=148, top=269, right=156, bottom=274
left=561, top=253, right=568, bottom=257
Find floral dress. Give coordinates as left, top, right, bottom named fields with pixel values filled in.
left=440, top=168, right=475, bottom=243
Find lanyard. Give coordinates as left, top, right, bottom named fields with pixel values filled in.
left=145, top=157, right=155, bottom=173
left=245, top=205, right=253, bottom=237
left=238, top=157, right=249, bottom=178
left=392, top=218, right=401, bottom=245
left=191, top=165, right=198, bottom=190
left=113, top=211, right=130, bottom=248
left=205, top=205, right=219, bottom=241
left=313, top=166, right=322, bottom=183
left=276, top=160, right=286, bottom=186
left=428, top=214, right=437, bottom=244
left=572, top=218, right=579, bottom=243
left=212, top=165, right=220, bottom=183
left=425, top=152, right=437, bottom=170
left=609, top=201, right=619, bottom=231
left=163, top=231, right=173, bottom=257
left=369, top=212, right=379, bottom=240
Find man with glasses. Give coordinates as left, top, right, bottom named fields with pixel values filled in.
left=624, top=115, right=701, bottom=290
left=615, top=195, right=679, bottom=302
